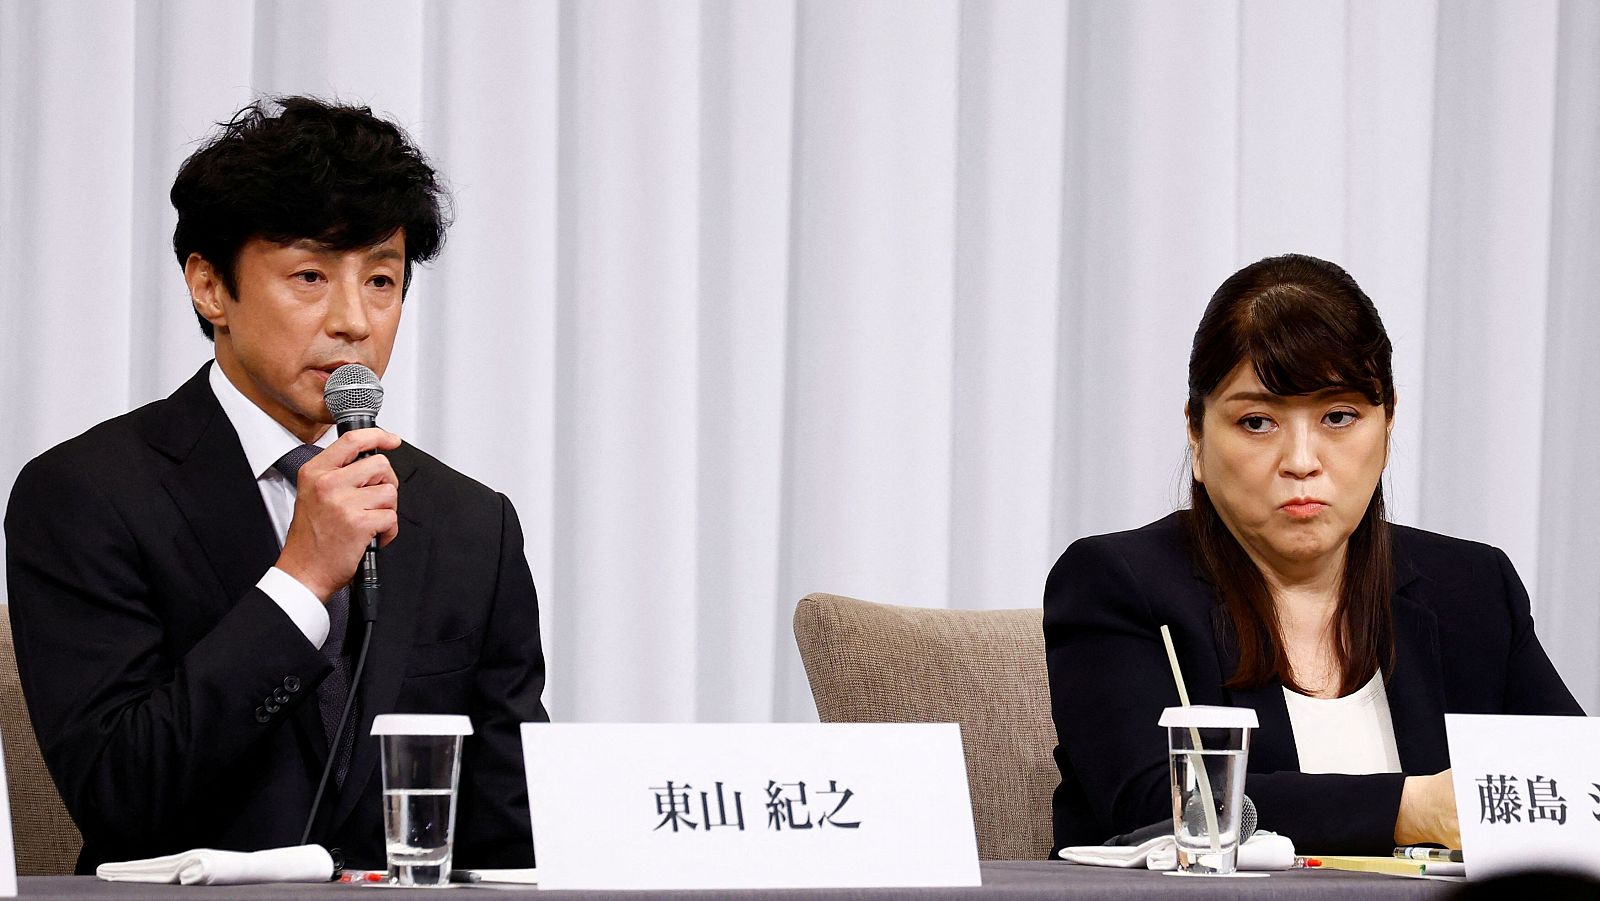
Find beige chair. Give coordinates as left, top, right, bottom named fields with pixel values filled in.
left=1, top=608, right=81, bottom=874
left=792, top=592, right=1056, bottom=861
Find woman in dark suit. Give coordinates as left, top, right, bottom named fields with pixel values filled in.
left=1045, top=254, right=1582, bottom=856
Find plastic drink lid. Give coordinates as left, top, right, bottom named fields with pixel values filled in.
left=1158, top=705, right=1259, bottom=729
left=371, top=713, right=475, bottom=736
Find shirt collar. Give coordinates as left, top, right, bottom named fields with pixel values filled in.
left=208, top=361, right=334, bottom=481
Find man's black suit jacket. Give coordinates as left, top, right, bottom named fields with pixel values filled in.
left=5, top=364, right=549, bottom=872
left=1045, top=512, right=1583, bottom=856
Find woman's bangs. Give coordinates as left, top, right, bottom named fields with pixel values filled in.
left=1243, top=291, right=1386, bottom=406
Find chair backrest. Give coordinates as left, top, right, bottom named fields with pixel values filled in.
left=0, top=607, right=81, bottom=874
left=792, top=592, right=1055, bottom=861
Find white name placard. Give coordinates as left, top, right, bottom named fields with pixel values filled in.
left=1447, top=714, right=1600, bottom=880
left=1, top=731, right=16, bottom=896
left=520, top=723, right=980, bottom=891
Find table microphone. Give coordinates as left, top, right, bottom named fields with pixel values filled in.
left=1103, top=794, right=1257, bottom=846
left=323, top=363, right=384, bottom=624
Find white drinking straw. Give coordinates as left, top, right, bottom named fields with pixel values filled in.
left=1160, top=625, right=1222, bottom=855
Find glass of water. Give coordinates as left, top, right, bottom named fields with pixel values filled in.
left=371, top=714, right=474, bottom=886
left=1158, top=706, right=1257, bottom=875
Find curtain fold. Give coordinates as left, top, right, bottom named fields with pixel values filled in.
left=1, top=0, right=1594, bottom=720
left=1536, top=0, right=1600, bottom=712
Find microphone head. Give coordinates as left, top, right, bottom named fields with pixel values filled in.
left=1240, top=794, right=1258, bottom=843
left=323, top=363, right=384, bottom=424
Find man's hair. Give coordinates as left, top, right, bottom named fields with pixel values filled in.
left=171, top=95, right=451, bottom=340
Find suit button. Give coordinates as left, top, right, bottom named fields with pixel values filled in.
left=254, top=706, right=271, bottom=724
left=264, top=700, right=281, bottom=714
left=284, top=676, right=302, bottom=693
left=273, top=687, right=291, bottom=704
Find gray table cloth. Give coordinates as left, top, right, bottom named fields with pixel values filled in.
left=15, top=861, right=1460, bottom=900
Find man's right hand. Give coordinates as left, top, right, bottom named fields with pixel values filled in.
left=275, top=428, right=403, bottom=603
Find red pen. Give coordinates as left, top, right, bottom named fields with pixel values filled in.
left=335, top=870, right=389, bottom=884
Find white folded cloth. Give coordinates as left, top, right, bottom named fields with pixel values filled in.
left=1060, top=831, right=1297, bottom=871
left=96, top=844, right=335, bottom=885
left=1057, top=835, right=1171, bottom=868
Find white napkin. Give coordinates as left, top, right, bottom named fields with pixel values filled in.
left=96, top=844, right=335, bottom=885
left=1060, top=831, right=1297, bottom=871
left=1057, top=835, right=1171, bottom=867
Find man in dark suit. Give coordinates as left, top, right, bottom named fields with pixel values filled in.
left=4, top=96, right=547, bottom=873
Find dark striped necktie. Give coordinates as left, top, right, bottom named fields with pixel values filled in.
left=272, top=443, right=355, bottom=786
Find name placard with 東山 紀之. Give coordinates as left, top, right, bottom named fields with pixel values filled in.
left=520, top=722, right=981, bottom=891
left=1447, top=713, right=1600, bottom=880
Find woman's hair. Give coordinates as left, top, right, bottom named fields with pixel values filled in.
left=1184, top=253, right=1396, bottom=696
left=171, top=95, right=451, bottom=340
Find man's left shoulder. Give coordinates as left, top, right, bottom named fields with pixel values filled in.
left=385, top=443, right=506, bottom=515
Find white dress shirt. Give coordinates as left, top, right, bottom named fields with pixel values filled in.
left=208, top=362, right=334, bottom=649
left=1283, top=671, right=1403, bottom=775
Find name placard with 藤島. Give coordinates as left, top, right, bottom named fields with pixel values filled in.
left=1447, top=714, right=1600, bottom=880
left=520, top=722, right=980, bottom=891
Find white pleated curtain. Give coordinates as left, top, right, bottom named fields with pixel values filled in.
left=1, top=0, right=1597, bottom=721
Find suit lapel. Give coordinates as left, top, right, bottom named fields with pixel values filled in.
left=331, top=447, right=429, bottom=830
left=1204, top=547, right=1447, bottom=776
left=1386, top=560, right=1449, bottom=773
left=1209, top=605, right=1300, bottom=773
left=150, top=364, right=333, bottom=778
left=1231, top=682, right=1299, bottom=774
left=154, top=367, right=281, bottom=612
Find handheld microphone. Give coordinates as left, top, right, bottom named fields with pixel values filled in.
left=302, top=363, right=386, bottom=848
left=323, top=363, right=384, bottom=624
left=1103, top=794, right=1257, bottom=847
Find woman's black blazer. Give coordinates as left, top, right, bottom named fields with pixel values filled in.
left=1044, top=512, right=1583, bottom=855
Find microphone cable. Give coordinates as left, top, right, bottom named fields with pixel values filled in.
left=300, top=620, right=375, bottom=847
left=301, top=362, right=389, bottom=848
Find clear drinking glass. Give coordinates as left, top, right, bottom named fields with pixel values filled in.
left=1158, top=706, right=1258, bottom=875
left=372, top=714, right=474, bottom=887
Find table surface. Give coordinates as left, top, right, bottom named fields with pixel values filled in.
left=15, top=861, right=1462, bottom=900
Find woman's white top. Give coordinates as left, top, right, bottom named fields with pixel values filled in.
left=1282, top=672, right=1402, bottom=774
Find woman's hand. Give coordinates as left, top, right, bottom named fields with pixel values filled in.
left=1394, top=769, right=1461, bottom=847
